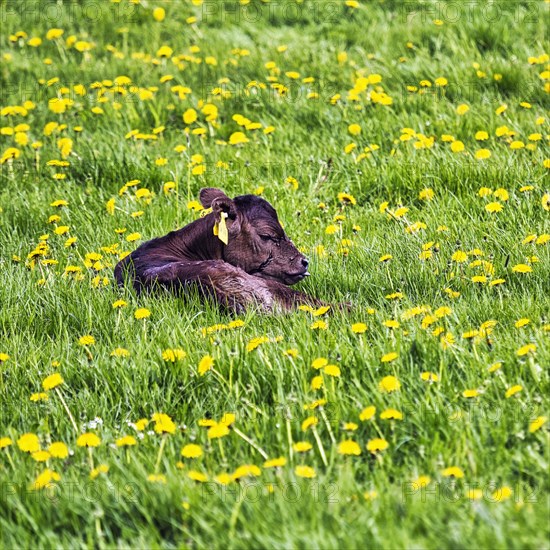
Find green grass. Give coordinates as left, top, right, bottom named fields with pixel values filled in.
left=1, top=0, right=549, bottom=548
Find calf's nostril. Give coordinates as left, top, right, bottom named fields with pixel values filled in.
left=302, top=258, right=309, bottom=268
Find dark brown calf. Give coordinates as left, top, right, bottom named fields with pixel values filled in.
left=114, top=188, right=322, bottom=313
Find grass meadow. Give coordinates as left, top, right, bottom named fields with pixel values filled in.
left=0, top=0, right=549, bottom=548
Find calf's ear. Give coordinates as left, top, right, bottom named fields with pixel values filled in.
left=199, top=188, right=230, bottom=208
left=211, top=194, right=237, bottom=217
left=199, top=188, right=240, bottom=243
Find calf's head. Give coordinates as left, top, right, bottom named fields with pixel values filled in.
left=199, top=187, right=309, bottom=285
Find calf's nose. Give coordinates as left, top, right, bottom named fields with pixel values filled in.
left=302, top=258, right=309, bottom=268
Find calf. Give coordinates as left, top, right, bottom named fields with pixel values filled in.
left=114, top=188, right=323, bottom=313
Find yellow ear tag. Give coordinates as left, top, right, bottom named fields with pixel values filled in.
left=217, top=212, right=229, bottom=245
left=200, top=207, right=213, bottom=218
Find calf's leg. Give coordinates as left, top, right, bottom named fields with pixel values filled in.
left=141, top=260, right=276, bottom=313
left=262, top=278, right=326, bottom=310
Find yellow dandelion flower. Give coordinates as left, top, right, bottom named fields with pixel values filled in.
left=324, top=364, right=341, bottom=377
left=147, top=474, right=167, bottom=484
left=198, top=355, right=214, bottom=376
left=338, top=192, right=357, bottom=205
left=30, top=392, right=49, bottom=402
left=379, top=375, right=400, bottom=393
left=442, top=466, right=464, bottom=478
left=451, top=140, right=465, bottom=152
left=229, top=131, right=249, bottom=145
left=264, top=457, right=287, bottom=468
left=485, top=202, right=503, bottom=213
left=419, top=188, right=434, bottom=200
left=42, top=373, right=64, bottom=391
left=152, top=413, right=176, bottom=434
left=46, top=29, right=64, bottom=40
left=232, top=465, right=261, bottom=480
left=32, top=469, right=61, bottom=490
left=366, top=438, right=389, bottom=453
left=381, top=351, right=398, bottom=363
left=48, top=442, right=69, bottom=458
left=78, top=335, right=95, bottom=346
left=162, top=349, right=187, bottom=362
left=110, top=348, right=130, bottom=358
left=512, top=263, right=532, bottom=273
left=115, top=436, right=137, bottom=447
left=505, top=385, right=522, bottom=398
left=0, top=437, right=13, bottom=449
left=359, top=406, right=376, bottom=421
left=32, top=450, right=51, bottom=462
left=247, top=336, right=269, bottom=352
left=214, top=473, right=232, bottom=485
left=529, top=416, right=547, bottom=433
left=17, top=433, right=40, bottom=453
left=152, top=7, right=165, bottom=21
left=412, top=475, right=431, bottom=489
left=295, top=465, right=316, bottom=478
left=492, top=487, right=513, bottom=502
left=134, top=418, right=149, bottom=431
left=293, top=441, right=313, bottom=453
left=89, top=465, right=109, bottom=480
left=76, top=433, right=101, bottom=447
left=311, top=358, right=328, bottom=370
left=301, top=417, right=319, bottom=431
left=451, top=250, right=468, bottom=262
left=488, top=362, right=503, bottom=373
left=208, top=423, right=230, bottom=439
left=380, top=409, right=403, bottom=420
left=310, top=375, right=324, bottom=390
left=393, top=206, right=409, bottom=218
left=126, top=232, right=141, bottom=242
left=134, top=308, right=151, bottom=320
left=181, top=444, right=203, bottom=458
left=338, top=440, right=361, bottom=455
